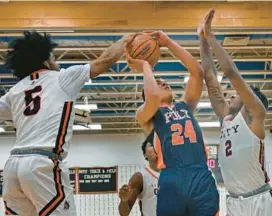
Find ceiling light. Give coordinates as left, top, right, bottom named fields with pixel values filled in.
left=73, top=124, right=102, bottom=131
left=84, top=79, right=92, bottom=85
left=197, top=102, right=211, bottom=108
left=74, top=104, right=98, bottom=111
left=0, top=127, right=5, bottom=133
left=217, top=75, right=223, bottom=82
left=184, top=75, right=223, bottom=83
left=184, top=76, right=190, bottom=83
left=198, top=122, right=220, bottom=127
left=89, top=124, right=102, bottom=130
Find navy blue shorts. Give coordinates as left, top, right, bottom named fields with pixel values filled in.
left=157, top=163, right=219, bottom=216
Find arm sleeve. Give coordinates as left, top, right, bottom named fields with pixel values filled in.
left=58, top=64, right=90, bottom=96
left=0, top=93, right=12, bottom=121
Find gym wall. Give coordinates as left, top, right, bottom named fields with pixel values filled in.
left=0, top=131, right=271, bottom=173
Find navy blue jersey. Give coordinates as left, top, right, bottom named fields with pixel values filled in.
left=153, top=101, right=207, bottom=169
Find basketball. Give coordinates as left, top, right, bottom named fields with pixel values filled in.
left=127, top=33, right=160, bottom=67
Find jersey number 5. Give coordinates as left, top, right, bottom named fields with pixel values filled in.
left=24, top=86, right=42, bottom=116
left=225, top=140, right=232, bottom=157
left=171, top=120, right=197, bottom=146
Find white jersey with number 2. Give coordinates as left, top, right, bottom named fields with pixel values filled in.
left=219, top=112, right=269, bottom=194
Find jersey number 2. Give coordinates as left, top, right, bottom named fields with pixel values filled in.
left=225, top=140, right=232, bottom=157
left=171, top=120, right=197, bottom=146
left=24, top=86, right=42, bottom=116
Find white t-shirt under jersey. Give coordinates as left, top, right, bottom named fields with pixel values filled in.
left=138, top=167, right=159, bottom=216
left=0, top=64, right=90, bottom=159
left=219, top=112, right=269, bottom=194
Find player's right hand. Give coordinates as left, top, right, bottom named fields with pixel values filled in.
left=119, top=184, right=132, bottom=202
left=201, top=8, right=215, bottom=38
left=124, top=47, right=151, bottom=73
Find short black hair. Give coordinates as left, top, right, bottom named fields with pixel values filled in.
left=5, top=31, right=58, bottom=79
left=141, top=130, right=155, bottom=160
left=250, top=86, right=269, bottom=110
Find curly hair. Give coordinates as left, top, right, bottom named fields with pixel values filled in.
left=5, top=31, right=58, bottom=79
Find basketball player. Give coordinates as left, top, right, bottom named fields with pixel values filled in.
left=118, top=130, right=159, bottom=216
left=199, top=9, right=271, bottom=216
left=125, top=31, right=219, bottom=216
left=0, top=31, right=135, bottom=216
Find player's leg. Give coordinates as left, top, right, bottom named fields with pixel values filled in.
left=156, top=170, right=187, bottom=216
left=188, top=169, right=219, bottom=216
left=18, top=156, right=76, bottom=216
left=227, top=190, right=272, bottom=216
left=249, top=190, right=272, bottom=216
left=3, top=156, right=36, bottom=216
left=262, top=191, right=272, bottom=216
left=226, top=196, right=244, bottom=216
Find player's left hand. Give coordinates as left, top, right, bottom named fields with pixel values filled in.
left=144, top=30, right=171, bottom=47
left=121, top=33, right=141, bottom=46
left=124, top=47, right=151, bottom=73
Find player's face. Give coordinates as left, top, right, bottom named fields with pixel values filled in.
left=156, top=79, right=173, bottom=104
left=145, top=143, right=158, bottom=164
left=227, top=93, right=243, bottom=113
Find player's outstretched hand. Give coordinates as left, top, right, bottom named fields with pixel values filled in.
left=119, top=184, right=132, bottom=202
left=124, top=47, right=150, bottom=73
left=144, top=30, right=170, bottom=47
left=202, top=8, right=215, bottom=38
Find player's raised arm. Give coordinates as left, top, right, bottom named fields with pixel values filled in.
left=148, top=30, right=204, bottom=111
left=205, top=10, right=267, bottom=132
left=199, top=9, right=230, bottom=121
left=118, top=172, right=143, bottom=216
left=90, top=34, right=137, bottom=79
left=0, top=93, right=12, bottom=121
left=124, top=49, right=163, bottom=129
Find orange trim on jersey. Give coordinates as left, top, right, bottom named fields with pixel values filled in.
left=154, top=133, right=166, bottom=169
left=204, top=144, right=209, bottom=160
left=259, top=140, right=270, bottom=183
left=54, top=101, right=73, bottom=155
left=224, top=116, right=233, bottom=122
left=145, top=167, right=158, bottom=180
left=30, top=69, right=47, bottom=80
left=4, top=201, right=18, bottom=215
left=39, top=159, right=65, bottom=216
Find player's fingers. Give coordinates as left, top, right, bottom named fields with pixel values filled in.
left=203, top=8, right=213, bottom=24
left=143, top=30, right=156, bottom=34
left=119, top=189, right=129, bottom=195
left=207, top=8, right=215, bottom=23
left=145, top=30, right=160, bottom=39
left=120, top=184, right=129, bottom=189
left=124, top=48, right=133, bottom=63
left=125, top=32, right=141, bottom=45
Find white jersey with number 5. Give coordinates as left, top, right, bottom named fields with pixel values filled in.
left=219, top=112, right=269, bottom=194
left=0, top=64, right=90, bottom=159
left=138, top=167, right=159, bottom=216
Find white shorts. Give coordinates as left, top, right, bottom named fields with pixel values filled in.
left=227, top=190, right=272, bottom=216
left=3, top=155, right=76, bottom=216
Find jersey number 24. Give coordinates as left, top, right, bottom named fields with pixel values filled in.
left=23, top=86, right=42, bottom=116
left=171, top=120, right=197, bottom=145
